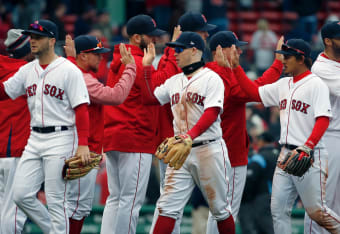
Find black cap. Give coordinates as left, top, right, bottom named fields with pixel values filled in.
left=74, top=35, right=110, bottom=54
left=275, top=39, right=311, bottom=57
left=166, top=32, right=205, bottom=52
left=23, top=19, right=58, bottom=39
left=178, top=12, right=217, bottom=32
left=209, top=31, right=248, bottom=51
left=126, top=14, right=165, bottom=36
left=321, top=21, right=340, bottom=39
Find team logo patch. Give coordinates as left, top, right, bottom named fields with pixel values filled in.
left=151, top=18, right=157, bottom=27
left=201, top=14, right=207, bottom=23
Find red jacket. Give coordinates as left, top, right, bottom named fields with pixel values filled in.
left=0, top=55, right=30, bottom=157
left=205, top=60, right=283, bottom=166
left=104, top=44, right=179, bottom=153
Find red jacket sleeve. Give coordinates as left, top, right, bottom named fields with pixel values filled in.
left=140, top=65, right=161, bottom=105
left=305, top=116, right=330, bottom=149
left=74, top=103, right=89, bottom=145
left=232, top=66, right=261, bottom=102
left=254, top=59, right=283, bottom=86
left=0, top=83, right=10, bottom=100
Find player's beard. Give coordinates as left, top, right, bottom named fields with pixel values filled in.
left=139, top=37, right=148, bottom=51
left=33, top=41, right=50, bottom=57
left=331, top=41, right=340, bottom=58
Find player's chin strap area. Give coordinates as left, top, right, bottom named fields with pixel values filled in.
left=182, top=61, right=205, bottom=75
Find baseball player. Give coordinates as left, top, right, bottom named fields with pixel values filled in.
left=304, top=21, right=340, bottom=233
left=101, top=14, right=179, bottom=234
left=205, top=31, right=284, bottom=233
left=63, top=34, right=137, bottom=233
left=142, top=31, right=235, bottom=234
left=0, top=19, right=90, bottom=234
left=0, top=29, right=34, bottom=234
left=231, top=39, right=340, bottom=233
left=149, top=12, right=217, bottom=234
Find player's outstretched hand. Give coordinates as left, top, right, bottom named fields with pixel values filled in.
left=230, top=45, right=240, bottom=69
left=64, top=34, right=76, bottom=58
left=216, top=45, right=231, bottom=68
left=75, top=145, right=91, bottom=166
left=143, top=43, right=156, bottom=66
left=120, top=43, right=135, bottom=65
left=171, top=25, right=182, bottom=42
left=275, top=36, right=284, bottom=62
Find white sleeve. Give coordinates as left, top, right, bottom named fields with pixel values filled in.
left=3, top=66, right=26, bottom=99
left=154, top=78, right=171, bottom=105
left=64, top=66, right=90, bottom=108
left=312, top=80, right=332, bottom=118
left=204, top=73, right=224, bottom=111
left=312, top=61, right=340, bottom=96
left=258, top=80, right=281, bottom=107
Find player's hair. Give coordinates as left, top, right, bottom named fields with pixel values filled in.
left=295, top=54, right=312, bottom=69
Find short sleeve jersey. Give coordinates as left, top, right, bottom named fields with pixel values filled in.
left=312, top=54, right=340, bottom=131
left=4, top=57, right=90, bottom=127
left=259, top=73, right=332, bottom=147
left=154, top=67, right=224, bottom=143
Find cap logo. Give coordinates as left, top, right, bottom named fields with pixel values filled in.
left=151, top=18, right=157, bottom=28
left=337, top=22, right=340, bottom=26
left=201, top=14, right=207, bottom=23
left=190, top=41, right=195, bottom=45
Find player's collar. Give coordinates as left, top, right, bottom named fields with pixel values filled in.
left=321, top=52, right=340, bottom=63
left=293, top=70, right=312, bottom=83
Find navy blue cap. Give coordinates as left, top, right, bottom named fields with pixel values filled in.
left=4, top=29, right=31, bottom=59
left=23, top=19, right=58, bottom=39
left=126, top=14, right=165, bottom=36
left=74, top=35, right=110, bottom=54
left=209, top=31, right=248, bottom=51
left=166, top=32, right=205, bottom=52
left=321, top=21, right=340, bottom=39
left=178, top=12, right=217, bottom=32
left=275, top=39, right=311, bottom=57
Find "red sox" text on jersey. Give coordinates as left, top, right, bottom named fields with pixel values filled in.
left=279, top=98, right=310, bottom=114
left=26, top=83, right=65, bottom=100
left=171, top=92, right=205, bottom=106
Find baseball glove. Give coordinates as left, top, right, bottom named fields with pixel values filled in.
left=155, top=134, right=192, bottom=170
left=277, top=145, right=314, bottom=177
left=62, top=152, right=102, bottom=180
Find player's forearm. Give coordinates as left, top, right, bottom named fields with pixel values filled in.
left=304, top=116, right=330, bottom=149
left=141, top=65, right=161, bottom=105
left=74, top=103, right=89, bottom=145
left=232, top=66, right=261, bottom=102
left=187, top=107, right=220, bottom=140
left=0, top=83, right=10, bottom=100
left=254, top=59, right=283, bottom=86
left=88, top=64, right=137, bottom=105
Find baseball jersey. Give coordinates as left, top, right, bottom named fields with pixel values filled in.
left=4, top=57, right=90, bottom=127
left=312, top=53, right=340, bottom=131
left=0, top=55, right=30, bottom=157
left=259, top=72, right=332, bottom=147
left=154, top=67, right=224, bottom=143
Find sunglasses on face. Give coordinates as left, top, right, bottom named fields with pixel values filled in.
left=174, top=47, right=185, bottom=53
left=29, top=23, right=55, bottom=37
left=81, top=41, right=103, bottom=53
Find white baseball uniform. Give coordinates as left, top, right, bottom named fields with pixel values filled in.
left=153, top=68, right=232, bottom=224
left=3, top=57, right=89, bottom=234
left=304, top=53, right=340, bottom=233
left=258, top=72, right=340, bottom=233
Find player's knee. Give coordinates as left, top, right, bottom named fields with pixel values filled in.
left=271, top=199, right=290, bottom=219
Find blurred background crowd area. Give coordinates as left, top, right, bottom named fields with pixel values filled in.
left=0, top=0, right=335, bottom=232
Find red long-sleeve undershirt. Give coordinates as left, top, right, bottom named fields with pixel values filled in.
left=74, top=103, right=89, bottom=145
left=305, top=116, right=329, bottom=149
left=187, top=107, right=220, bottom=140
left=232, top=65, right=261, bottom=102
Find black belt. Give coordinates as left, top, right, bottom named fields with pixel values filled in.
left=192, top=139, right=216, bottom=148
left=32, top=126, right=69, bottom=133
left=281, top=144, right=298, bottom=150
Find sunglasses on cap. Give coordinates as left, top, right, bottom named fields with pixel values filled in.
left=29, top=23, right=54, bottom=37
left=81, top=41, right=104, bottom=53
left=174, top=47, right=185, bottom=54
left=282, top=44, right=305, bottom=55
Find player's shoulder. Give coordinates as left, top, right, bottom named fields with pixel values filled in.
left=312, top=53, right=340, bottom=76
left=202, top=67, right=223, bottom=80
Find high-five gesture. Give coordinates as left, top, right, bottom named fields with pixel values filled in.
left=142, top=43, right=156, bottom=66
left=119, top=43, right=135, bottom=65
left=275, top=36, right=285, bottom=62
left=230, top=45, right=240, bottom=69
left=215, top=45, right=231, bottom=68
left=64, top=34, right=76, bottom=58
left=171, top=25, right=182, bottom=42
